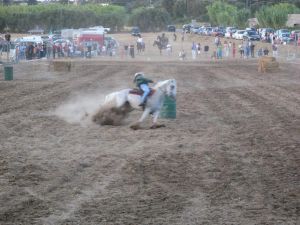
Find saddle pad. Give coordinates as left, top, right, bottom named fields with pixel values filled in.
left=129, top=89, right=155, bottom=96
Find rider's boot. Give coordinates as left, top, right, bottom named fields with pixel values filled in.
left=138, top=101, right=145, bottom=107
left=138, top=98, right=147, bottom=109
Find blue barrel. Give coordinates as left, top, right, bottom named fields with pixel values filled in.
left=160, top=96, right=176, bottom=119
left=4, top=65, right=13, bottom=81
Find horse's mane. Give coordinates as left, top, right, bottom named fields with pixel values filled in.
left=153, top=79, right=174, bottom=89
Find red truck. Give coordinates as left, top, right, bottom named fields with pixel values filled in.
left=75, top=30, right=105, bottom=47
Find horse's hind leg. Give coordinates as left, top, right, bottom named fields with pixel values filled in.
left=130, top=108, right=151, bottom=130
left=120, top=101, right=133, bottom=114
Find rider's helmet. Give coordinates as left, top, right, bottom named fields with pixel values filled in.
left=134, top=72, right=144, bottom=82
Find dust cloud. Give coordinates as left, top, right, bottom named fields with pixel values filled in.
left=54, top=92, right=105, bottom=126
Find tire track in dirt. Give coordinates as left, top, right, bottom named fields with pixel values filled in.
left=38, top=155, right=128, bottom=225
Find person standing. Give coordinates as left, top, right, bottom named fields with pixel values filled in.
left=129, top=44, right=135, bottom=58
left=173, top=33, right=177, bottom=41
left=239, top=42, right=244, bottom=58
left=250, top=41, right=255, bottom=58
left=232, top=42, right=236, bottom=58
left=272, top=43, right=278, bottom=57
left=191, top=42, right=197, bottom=59
left=197, top=43, right=201, bottom=55
left=224, top=40, right=229, bottom=57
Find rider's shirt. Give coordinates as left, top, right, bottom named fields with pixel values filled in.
left=135, top=77, right=153, bottom=88
left=137, top=37, right=143, bottom=43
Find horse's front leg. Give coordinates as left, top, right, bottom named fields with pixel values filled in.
left=130, top=108, right=151, bottom=130
left=150, top=110, right=165, bottom=129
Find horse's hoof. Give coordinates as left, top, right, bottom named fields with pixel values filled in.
left=130, top=123, right=141, bottom=130
left=150, top=124, right=166, bottom=129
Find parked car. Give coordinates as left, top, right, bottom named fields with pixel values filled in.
left=245, top=27, right=256, bottom=32
left=104, top=27, right=111, bottom=33
left=131, top=27, right=140, bottom=36
left=276, top=29, right=292, bottom=43
left=278, top=33, right=293, bottom=43
left=203, top=27, right=213, bottom=36
left=226, top=27, right=237, bottom=33
left=225, top=27, right=237, bottom=38
left=233, top=30, right=246, bottom=40
left=183, top=24, right=192, bottom=33
left=167, top=25, right=176, bottom=32
left=191, top=26, right=200, bottom=34
left=53, top=39, right=71, bottom=45
left=211, top=28, right=225, bottom=37
left=243, top=30, right=261, bottom=41
left=260, top=28, right=275, bottom=40
left=197, top=27, right=205, bottom=35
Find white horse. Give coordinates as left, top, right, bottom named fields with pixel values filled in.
left=93, top=79, right=177, bottom=129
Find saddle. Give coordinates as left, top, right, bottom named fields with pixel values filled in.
left=129, top=88, right=155, bottom=96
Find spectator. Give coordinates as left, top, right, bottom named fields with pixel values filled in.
left=214, top=35, right=221, bottom=47
left=239, top=43, right=244, bottom=58
left=263, top=48, right=269, bottom=56
left=166, top=44, right=172, bottom=56
left=272, top=44, right=278, bottom=57
left=129, top=44, right=135, bottom=58
left=232, top=42, right=236, bottom=58
left=102, top=45, right=106, bottom=56
left=204, top=45, right=209, bottom=57
left=173, top=33, right=177, bottom=41
left=258, top=48, right=263, bottom=57
left=179, top=50, right=186, bottom=60
left=52, top=44, right=56, bottom=59
left=244, top=40, right=250, bottom=58
left=250, top=41, right=255, bottom=58
left=224, top=40, right=229, bottom=57
left=197, top=43, right=201, bottom=55
left=217, top=44, right=223, bottom=59
left=124, top=44, right=129, bottom=56
left=191, top=42, right=197, bottom=60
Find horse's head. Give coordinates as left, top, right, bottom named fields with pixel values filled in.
left=155, top=79, right=177, bottom=100
left=166, top=79, right=177, bottom=99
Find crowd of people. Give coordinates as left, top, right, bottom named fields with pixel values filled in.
left=183, top=34, right=287, bottom=61
left=0, top=34, right=119, bottom=63
left=1, top=30, right=299, bottom=63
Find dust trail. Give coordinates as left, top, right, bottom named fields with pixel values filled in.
left=54, top=92, right=105, bottom=126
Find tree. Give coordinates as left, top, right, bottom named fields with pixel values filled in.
left=161, top=0, right=175, bottom=17
left=173, top=0, right=185, bottom=18
left=206, top=0, right=238, bottom=26
left=235, top=8, right=251, bottom=28
left=255, top=3, right=299, bottom=29
left=129, top=7, right=170, bottom=31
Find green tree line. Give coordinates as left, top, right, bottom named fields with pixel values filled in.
left=0, top=4, right=126, bottom=32
left=0, top=0, right=299, bottom=33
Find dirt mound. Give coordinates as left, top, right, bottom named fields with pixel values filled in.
left=92, top=102, right=132, bottom=125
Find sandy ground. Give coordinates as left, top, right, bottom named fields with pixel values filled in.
left=0, top=33, right=300, bottom=225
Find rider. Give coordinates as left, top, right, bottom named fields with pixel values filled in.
left=133, top=72, right=154, bottom=107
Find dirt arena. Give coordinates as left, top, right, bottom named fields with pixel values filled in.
left=0, top=33, right=300, bottom=225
